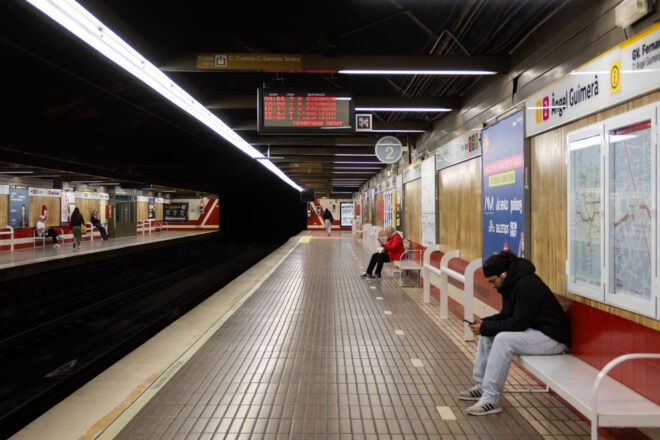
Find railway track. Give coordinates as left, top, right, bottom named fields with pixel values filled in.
left=0, top=234, right=280, bottom=438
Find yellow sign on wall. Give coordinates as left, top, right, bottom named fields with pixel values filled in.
left=609, top=60, right=621, bottom=94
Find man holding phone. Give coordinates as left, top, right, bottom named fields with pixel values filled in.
left=458, top=249, right=570, bottom=416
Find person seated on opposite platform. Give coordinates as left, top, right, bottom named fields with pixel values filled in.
left=91, top=209, right=108, bottom=240
left=36, top=215, right=62, bottom=247
left=360, top=226, right=403, bottom=279
left=458, top=249, right=571, bottom=416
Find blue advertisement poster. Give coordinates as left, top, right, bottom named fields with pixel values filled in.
left=481, top=110, right=529, bottom=260
left=9, top=188, right=29, bottom=228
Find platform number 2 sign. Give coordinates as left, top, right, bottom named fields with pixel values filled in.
left=375, top=136, right=403, bottom=164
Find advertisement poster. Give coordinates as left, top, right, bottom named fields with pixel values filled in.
left=164, top=202, right=188, bottom=222
left=9, top=188, right=29, bottom=228
left=370, top=188, right=376, bottom=226
left=421, top=156, right=437, bottom=247
left=61, top=191, right=76, bottom=225
left=481, top=110, right=530, bottom=260
left=340, top=202, right=355, bottom=227
left=148, top=198, right=156, bottom=219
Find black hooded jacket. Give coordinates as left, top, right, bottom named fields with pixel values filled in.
left=480, top=258, right=571, bottom=346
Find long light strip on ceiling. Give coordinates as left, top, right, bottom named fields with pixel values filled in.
left=24, top=0, right=302, bottom=192
left=340, top=69, right=496, bottom=75
left=355, top=107, right=450, bottom=112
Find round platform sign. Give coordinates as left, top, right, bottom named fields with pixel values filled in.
left=375, top=136, right=403, bottom=164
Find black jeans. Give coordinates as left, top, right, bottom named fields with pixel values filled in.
left=366, top=252, right=390, bottom=275
left=44, top=228, right=58, bottom=244
left=94, top=223, right=108, bottom=240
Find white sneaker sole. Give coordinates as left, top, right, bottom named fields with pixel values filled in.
left=467, top=406, right=502, bottom=416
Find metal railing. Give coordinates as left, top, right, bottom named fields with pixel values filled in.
left=590, top=353, right=660, bottom=440
left=422, top=245, right=482, bottom=341
left=352, top=219, right=363, bottom=237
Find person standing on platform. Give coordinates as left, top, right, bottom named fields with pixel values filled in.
left=70, top=207, right=85, bottom=248
left=360, top=226, right=403, bottom=279
left=323, top=208, right=334, bottom=236
left=91, top=209, right=108, bottom=240
left=458, top=249, right=570, bottom=416
left=36, top=215, right=62, bottom=247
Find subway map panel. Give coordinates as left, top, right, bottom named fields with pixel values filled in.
left=570, top=142, right=601, bottom=289
left=609, top=121, right=653, bottom=301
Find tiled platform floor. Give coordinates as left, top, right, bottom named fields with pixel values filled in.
left=112, top=235, right=599, bottom=440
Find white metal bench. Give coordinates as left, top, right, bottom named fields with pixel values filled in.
left=34, top=226, right=64, bottom=248
left=392, top=238, right=423, bottom=278
left=516, top=352, right=660, bottom=440
left=0, top=226, right=14, bottom=251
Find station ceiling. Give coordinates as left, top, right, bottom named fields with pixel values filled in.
left=0, top=0, right=567, bottom=197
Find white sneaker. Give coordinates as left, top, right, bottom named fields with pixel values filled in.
left=54, top=243, right=61, bottom=248
left=58, top=235, right=63, bottom=240
left=466, top=400, right=502, bottom=416
left=457, top=385, right=483, bottom=401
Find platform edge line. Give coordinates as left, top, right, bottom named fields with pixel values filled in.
left=92, top=237, right=302, bottom=440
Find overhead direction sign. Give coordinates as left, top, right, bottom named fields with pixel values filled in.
left=375, top=136, right=403, bottom=164
left=197, top=53, right=302, bottom=71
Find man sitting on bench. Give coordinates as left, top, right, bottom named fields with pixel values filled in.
left=36, top=215, right=62, bottom=247
left=458, top=249, right=571, bottom=416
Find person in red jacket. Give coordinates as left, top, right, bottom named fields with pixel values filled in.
left=360, top=227, right=404, bottom=279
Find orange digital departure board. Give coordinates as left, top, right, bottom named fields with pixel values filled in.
left=257, top=89, right=354, bottom=133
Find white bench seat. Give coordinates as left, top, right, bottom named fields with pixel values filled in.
left=393, top=260, right=422, bottom=271
left=516, top=353, right=660, bottom=439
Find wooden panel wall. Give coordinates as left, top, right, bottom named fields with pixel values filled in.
left=404, top=179, right=421, bottom=244
left=28, top=196, right=61, bottom=227
left=155, top=203, right=163, bottom=221
left=137, top=202, right=149, bottom=221
left=375, top=193, right=384, bottom=227
left=0, top=195, right=7, bottom=228
left=531, top=91, right=660, bottom=303
left=438, top=157, right=482, bottom=262
left=76, top=199, right=101, bottom=223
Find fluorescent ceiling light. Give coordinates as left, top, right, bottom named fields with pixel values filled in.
left=339, top=69, right=496, bottom=75
left=333, top=167, right=382, bottom=170
left=24, top=0, right=301, bottom=192
left=355, top=107, right=450, bottom=112
left=0, top=171, right=34, bottom=174
left=334, top=161, right=383, bottom=164
left=371, top=129, right=426, bottom=133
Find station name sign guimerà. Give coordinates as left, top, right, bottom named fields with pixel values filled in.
left=526, top=22, right=660, bottom=137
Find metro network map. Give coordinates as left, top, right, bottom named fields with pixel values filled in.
left=570, top=143, right=601, bottom=288
left=609, top=123, right=653, bottom=301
